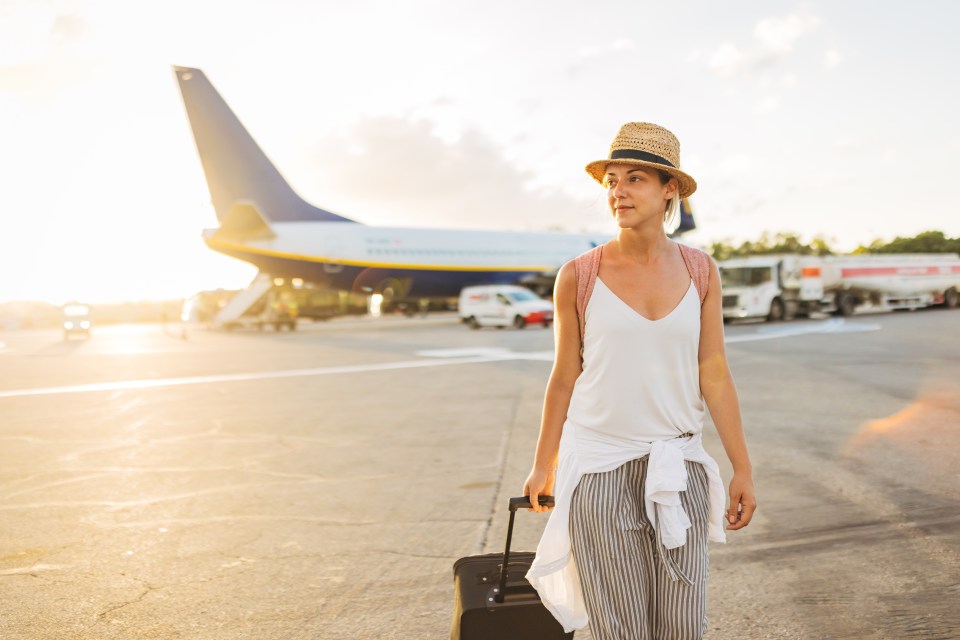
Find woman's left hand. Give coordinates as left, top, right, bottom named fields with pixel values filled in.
left=726, top=472, right=756, bottom=530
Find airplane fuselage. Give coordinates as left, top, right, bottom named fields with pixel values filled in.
left=204, top=222, right=612, bottom=297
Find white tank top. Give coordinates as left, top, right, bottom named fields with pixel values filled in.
left=565, top=276, right=705, bottom=440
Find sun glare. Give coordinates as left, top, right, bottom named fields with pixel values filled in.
left=843, top=389, right=960, bottom=477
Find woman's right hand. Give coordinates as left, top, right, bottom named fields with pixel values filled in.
left=523, top=466, right=556, bottom=513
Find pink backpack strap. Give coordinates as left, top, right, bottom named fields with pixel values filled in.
left=677, top=243, right=711, bottom=304
left=574, top=245, right=603, bottom=358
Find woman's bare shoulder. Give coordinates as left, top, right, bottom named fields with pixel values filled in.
left=554, top=259, right=581, bottom=305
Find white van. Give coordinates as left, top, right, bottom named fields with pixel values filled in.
left=458, top=285, right=554, bottom=329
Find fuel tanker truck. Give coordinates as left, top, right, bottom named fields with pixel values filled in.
left=718, top=253, right=960, bottom=321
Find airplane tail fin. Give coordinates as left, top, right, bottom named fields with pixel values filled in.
left=173, top=66, right=356, bottom=225
left=677, top=198, right=696, bottom=233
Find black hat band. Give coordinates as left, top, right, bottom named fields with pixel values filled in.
left=609, top=149, right=675, bottom=168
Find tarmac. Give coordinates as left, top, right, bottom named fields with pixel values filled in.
left=0, top=308, right=958, bottom=639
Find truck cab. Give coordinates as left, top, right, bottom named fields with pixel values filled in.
left=719, top=255, right=823, bottom=321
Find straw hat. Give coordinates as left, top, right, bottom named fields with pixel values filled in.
left=585, top=122, right=697, bottom=198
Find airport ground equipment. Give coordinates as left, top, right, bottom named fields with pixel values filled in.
left=62, top=302, right=91, bottom=340
left=450, top=496, right=572, bottom=640
left=458, top=285, right=554, bottom=329
left=719, top=253, right=960, bottom=321
left=212, top=273, right=274, bottom=329
left=213, top=274, right=300, bottom=331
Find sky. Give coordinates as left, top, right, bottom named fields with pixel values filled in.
left=2, top=0, right=959, bottom=304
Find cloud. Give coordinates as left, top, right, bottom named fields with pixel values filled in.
left=0, top=3, right=52, bottom=66
left=306, top=116, right=600, bottom=232
left=578, top=38, right=636, bottom=59
left=753, top=14, right=820, bottom=54
left=51, top=14, right=86, bottom=43
left=0, top=5, right=93, bottom=101
left=755, top=95, right=781, bottom=114
left=707, top=43, right=747, bottom=77
left=822, top=49, right=842, bottom=69
left=705, top=12, right=820, bottom=79
left=717, top=154, right=755, bottom=175
left=568, top=38, right=638, bottom=77
left=833, top=135, right=869, bottom=153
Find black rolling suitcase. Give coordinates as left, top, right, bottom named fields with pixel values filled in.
left=450, top=496, right=574, bottom=640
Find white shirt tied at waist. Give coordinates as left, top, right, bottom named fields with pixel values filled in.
left=526, top=420, right=727, bottom=633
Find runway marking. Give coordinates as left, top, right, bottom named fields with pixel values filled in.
left=0, top=564, right=68, bottom=576
left=726, top=318, right=881, bottom=343
left=0, top=353, right=525, bottom=399
left=415, top=347, right=512, bottom=358
left=0, top=319, right=878, bottom=399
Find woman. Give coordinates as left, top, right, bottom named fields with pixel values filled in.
left=523, top=122, right=756, bottom=639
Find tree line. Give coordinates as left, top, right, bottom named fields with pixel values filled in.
left=706, top=230, right=960, bottom=261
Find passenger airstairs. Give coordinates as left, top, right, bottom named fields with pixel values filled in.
left=213, top=273, right=273, bottom=328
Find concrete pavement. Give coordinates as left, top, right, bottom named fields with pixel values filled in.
left=1, top=309, right=958, bottom=639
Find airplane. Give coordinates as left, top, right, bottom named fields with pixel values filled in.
left=173, top=66, right=697, bottom=320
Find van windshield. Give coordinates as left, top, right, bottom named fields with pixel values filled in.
left=506, top=290, right=539, bottom=302
left=63, top=304, right=90, bottom=317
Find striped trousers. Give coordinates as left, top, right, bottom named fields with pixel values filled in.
left=569, top=455, right=711, bottom=640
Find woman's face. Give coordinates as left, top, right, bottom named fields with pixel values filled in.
left=603, top=164, right=677, bottom=229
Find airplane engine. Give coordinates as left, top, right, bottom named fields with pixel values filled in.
left=376, top=277, right=413, bottom=300
left=351, top=269, right=414, bottom=301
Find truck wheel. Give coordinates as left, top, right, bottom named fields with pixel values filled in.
left=767, top=298, right=785, bottom=322
left=944, top=288, right=958, bottom=309
left=467, top=316, right=480, bottom=329
left=513, top=315, right=526, bottom=329
left=836, top=292, right=856, bottom=317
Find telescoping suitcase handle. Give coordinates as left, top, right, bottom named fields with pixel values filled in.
left=495, top=496, right=554, bottom=604
left=509, top=496, right=554, bottom=512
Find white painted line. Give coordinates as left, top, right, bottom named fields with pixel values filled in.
left=0, top=319, right=879, bottom=399
left=726, top=318, right=881, bottom=343
left=415, top=347, right=512, bottom=358
left=0, top=354, right=519, bottom=399
left=0, top=564, right=68, bottom=576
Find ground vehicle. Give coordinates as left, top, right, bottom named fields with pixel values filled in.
left=718, top=255, right=822, bottom=321
left=255, top=291, right=298, bottom=331
left=62, top=302, right=92, bottom=339
left=196, top=276, right=375, bottom=330
left=458, top=285, right=553, bottom=329
left=719, top=253, right=960, bottom=321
